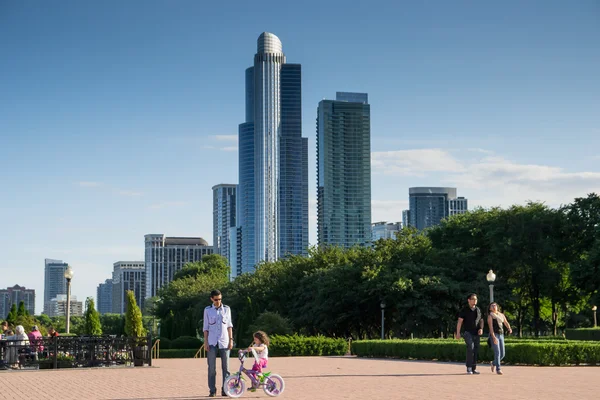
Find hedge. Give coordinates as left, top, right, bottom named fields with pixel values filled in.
left=171, top=336, right=202, bottom=349
left=156, top=335, right=347, bottom=358
left=565, top=328, right=600, bottom=341
left=351, top=339, right=600, bottom=366
left=158, top=349, right=199, bottom=358
left=269, top=335, right=347, bottom=356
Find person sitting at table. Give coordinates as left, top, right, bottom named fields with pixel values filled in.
left=27, top=325, right=44, bottom=358
left=6, top=325, right=30, bottom=369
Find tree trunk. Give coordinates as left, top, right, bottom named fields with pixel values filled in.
left=532, top=285, right=541, bottom=337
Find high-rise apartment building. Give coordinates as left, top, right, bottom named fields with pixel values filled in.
left=0, top=285, right=35, bottom=318
left=45, top=294, right=83, bottom=317
left=402, top=210, right=411, bottom=229
left=449, top=197, right=468, bottom=216
left=237, top=32, right=308, bottom=274
left=213, top=184, right=237, bottom=273
left=144, top=235, right=213, bottom=298
left=371, top=222, right=401, bottom=241
left=317, top=92, right=372, bottom=248
left=409, top=187, right=468, bottom=230
left=43, top=258, right=68, bottom=315
left=112, top=262, right=145, bottom=314
left=96, top=279, right=113, bottom=315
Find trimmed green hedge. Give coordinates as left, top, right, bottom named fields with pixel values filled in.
left=158, top=349, right=199, bottom=358
left=269, top=335, right=347, bottom=356
left=171, top=336, right=202, bottom=349
left=351, top=339, right=600, bottom=366
left=565, top=328, right=600, bottom=341
left=157, top=335, right=347, bottom=358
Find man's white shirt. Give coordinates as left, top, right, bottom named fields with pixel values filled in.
left=203, top=304, right=233, bottom=349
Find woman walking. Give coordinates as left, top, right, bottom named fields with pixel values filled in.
left=487, top=303, right=512, bottom=375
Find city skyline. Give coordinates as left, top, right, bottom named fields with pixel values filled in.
left=1, top=1, right=599, bottom=313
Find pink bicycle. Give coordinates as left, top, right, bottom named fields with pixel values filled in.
left=223, top=349, right=285, bottom=398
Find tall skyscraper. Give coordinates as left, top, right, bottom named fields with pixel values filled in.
left=96, top=279, right=113, bottom=315
left=144, top=234, right=213, bottom=298
left=0, top=285, right=35, bottom=318
left=43, top=258, right=68, bottom=315
left=112, top=262, right=145, bottom=314
left=371, top=222, right=402, bottom=241
left=237, top=32, right=308, bottom=273
left=409, top=187, right=468, bottom=230
left=213, top=184, right=237, bottom=271
left=317, top=92, right=372, bottom=248
left=402, top=210, right=411, bottom=229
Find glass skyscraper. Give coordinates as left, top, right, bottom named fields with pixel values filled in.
left=237, top=32, right=308, bottom=273
left=408, top=187, right=468, bottom=230
left=317, top=92, right=372, bottom=248
left=212, top=184, right=237, bottom=274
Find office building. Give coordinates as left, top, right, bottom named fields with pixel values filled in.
left=317, top=92, right=372, bottom=248
left=0, top=285, right=35, bottom=318
left=449, top=197, right=468, bottom=216
left=213, top=184, right=237, bottom=271
left=409, top=187, right=468, bottom=230
left=371, top=222, right=401, bottom=241
left=402, top=210, right=411, bottom=229
left=144, top=235, right=213, bottom=298
left=43, top=259, right=68, bottom=315
left=112, top=262, right=145, bottom=314
left=237, top=32, right=309, bottom=274
left=45, top=294, right=83, bottom=317
left=96, top=279, right=113, bottom=315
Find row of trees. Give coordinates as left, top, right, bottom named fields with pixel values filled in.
left=2, top=291, right=146, bottom=338
left=153, top=194, right=600, bottom=342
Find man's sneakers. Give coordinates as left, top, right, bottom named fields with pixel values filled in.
left=472, top=370, right=480, bottom=374
left=466, top=367, right=480, bottom=375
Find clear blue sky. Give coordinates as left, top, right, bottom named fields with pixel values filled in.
left=1, top=0, right=599, bottom=314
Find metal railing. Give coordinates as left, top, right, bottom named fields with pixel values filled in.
left=0, top=334, right=152, bottom=370
left=194, top=344, right=206, bottom=358
left=151, top=339, right=160, bottom=359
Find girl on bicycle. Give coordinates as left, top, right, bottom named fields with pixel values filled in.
left=247, top=330, right=269, bottom=375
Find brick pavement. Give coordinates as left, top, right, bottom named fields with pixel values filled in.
left=1, top=357, right=599, bottom=399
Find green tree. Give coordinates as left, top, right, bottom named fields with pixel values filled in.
left=6, top=303, right=17, bottom=324
left=100, top=314, right=125, bottom=335
left=83, top=297, right=102, bottom=336
left=248, top=311, right=293, bottom=338
left=17, top=301, right=27, bottom=317
left=125, top=290, right=146, bottom=338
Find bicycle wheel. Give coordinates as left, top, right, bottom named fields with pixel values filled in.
left=223, top=374, right=246, bottom=398
left=263, top=373, right=285, bottom=397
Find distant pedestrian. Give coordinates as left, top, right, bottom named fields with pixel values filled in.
left=487, top=302, right=512, bottom=375
left=455, top=293, right=484, bottom=374
left=203, top=289, right=233, bottom=397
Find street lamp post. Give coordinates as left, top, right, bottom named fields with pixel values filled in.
left=380, top=300, right=386, bottom=340
left=486, top=270, right=496, bottom=303
left=64, top=265, right=74, bottom=334
left=593, top=306, right=597, bottom=328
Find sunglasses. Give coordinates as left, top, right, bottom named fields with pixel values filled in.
left=213, top=297, right=222, bottom=301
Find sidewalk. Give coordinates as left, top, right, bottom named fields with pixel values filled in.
left=1, top=356, right=598, bottom=399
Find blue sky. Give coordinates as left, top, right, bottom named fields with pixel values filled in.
left=1, top=1, right=599, bottom=314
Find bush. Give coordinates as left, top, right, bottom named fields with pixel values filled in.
left=158, top=337, right=171, bottom=350
left=171, top=336, right=202, bottom=349
left=351, top=339, right=600, bottom=366
left=565, top=328, right=600, bottom=341
left=158, top=349, right=199, bottom=358
left=269, top=335, right=347, bottom=357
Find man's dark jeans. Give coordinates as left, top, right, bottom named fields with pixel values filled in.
left=463, top=331, right=480, bottom=370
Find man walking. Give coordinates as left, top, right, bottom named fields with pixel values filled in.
left=203, top=289, right=234, bottom=397
left=455, top=293, right=484, bottom=374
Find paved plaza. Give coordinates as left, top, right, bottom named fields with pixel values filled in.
left=1, top=356, right=599, bottom=399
